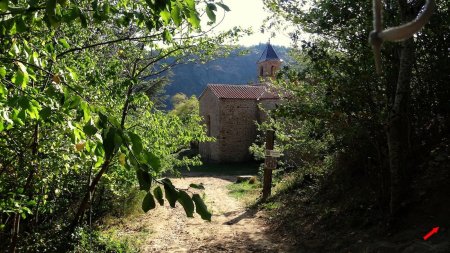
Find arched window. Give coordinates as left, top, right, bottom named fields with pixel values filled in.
left=271, top=66, right=275, bottom=76
left=260, top=66, right=264, bottom=76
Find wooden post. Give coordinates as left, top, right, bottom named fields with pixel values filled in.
left=262, top=130, right=275, bottom=200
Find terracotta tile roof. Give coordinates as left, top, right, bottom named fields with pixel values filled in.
left=201, top=84, right=280, bottom=100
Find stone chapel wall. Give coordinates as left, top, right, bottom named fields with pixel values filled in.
left=218, top=99, right=258, bottom=162
left=199, top=89, right=221, bottom=162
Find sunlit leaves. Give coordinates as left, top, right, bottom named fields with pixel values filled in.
left=188, top=11, right=200, bottom=29
left=13, top=62, right=29, bottom=88
left=171, top=3, right=181, bottom=26
left=160, top=10, right=171, bottom=25
left=58, top=38, right=70, bottom=49
left=0, top=66, right=6, bottom=78
left=0, top=0, right=221, bottom=235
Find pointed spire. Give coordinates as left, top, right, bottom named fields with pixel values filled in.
left=258, top=42, right=280, bottom=63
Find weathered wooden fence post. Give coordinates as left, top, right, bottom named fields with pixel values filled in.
left=262, top=129, right=275, bottom=200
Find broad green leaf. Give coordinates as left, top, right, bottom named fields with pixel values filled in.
left=142, top=192, right=156, bottom=212
left=163, top=29, right=172, bottom=42
left=188, top=11, right=200, bottom=29
left=189, top=183, right=205, bottom=190
left=58, top=38, right=70, bottom=48
left=144, top=150, right=161, bottom=172
left=160, top=10, right=171, bottom=25
left=128, top=132, right=143, bottom=155
left=0, top=66, right=5, bottom=78
left=15, top=17, right=26, bottom=33
left=102, top=127, right=116, bottom=159
left=185, top=0, right=195, bottom=9
left=205, top=4, right=216, bottom=23
left=0, top=0, right=8, bottom=11
left=192, top=194, right=211, bottom=221
left=153, top=186, right=164, bottom=206
left=171, top=4, right=181, bottom=26
left=80, top=102, right=90, bottom=122
left=12, top=70, right=29, bottom=89
left=46, top=0, right=60, bottom=28
left=0, top=82, right=6, bottom=97
left=97, top=112, right=108, bottom=128
left=13, top=109, right=25, bottom=125
left=114, top=130, right=122, bottom=148
left=0, top=120, right=4, bottom=132
left=83, top=123, right=97, bottom=136
left=65, top=66, right=78, bottom=80
left=162, top=178, right=178, bottom=208
left=39, top=107, right=52, bottom=121
left=177, top=190, right=194, bottom=217
left=16, top=62, right=29, bottom=88
left=136, top=168, right=151, bottom=191
left=216, top=3, right=230, bottom=12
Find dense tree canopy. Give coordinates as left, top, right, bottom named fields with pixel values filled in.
left=0, top=0, right=240, bottom=251
left=260, top=0, right=449, bottom=215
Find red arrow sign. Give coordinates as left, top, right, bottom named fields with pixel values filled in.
left=423, top=227, right=439, bottom=240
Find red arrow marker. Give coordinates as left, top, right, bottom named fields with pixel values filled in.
left=423, top=227, right=439, bottom=241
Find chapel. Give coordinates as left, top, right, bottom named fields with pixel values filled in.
left=198, top=43, right=283, bottom=162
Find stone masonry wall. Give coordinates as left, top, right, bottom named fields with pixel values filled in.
left=218, top=99, right=258, bottom=162
left=199, top=89, right=221, bottom=162
left=258, top=59, right=282, bottom=79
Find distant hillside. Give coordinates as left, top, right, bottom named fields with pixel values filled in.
left=164, top=44, right=289, bottom=104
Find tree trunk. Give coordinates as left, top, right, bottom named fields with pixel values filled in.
left=387, top=26, right=415, bottom=217
left=69, top=159, right=110, bottom=233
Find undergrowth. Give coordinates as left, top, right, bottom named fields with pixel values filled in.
left=226, top=180, right=262, bottom=206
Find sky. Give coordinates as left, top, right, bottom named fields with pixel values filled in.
left=209, top=0, right=293, bottom=47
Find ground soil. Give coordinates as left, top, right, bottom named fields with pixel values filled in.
left=113, top=174, right=294, bottom=253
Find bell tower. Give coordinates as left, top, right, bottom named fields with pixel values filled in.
left=257, top=42, right=282, bottom=80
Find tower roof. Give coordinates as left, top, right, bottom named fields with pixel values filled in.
left=258, top=43, right=280, bottom=63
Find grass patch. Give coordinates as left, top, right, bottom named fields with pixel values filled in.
left=97, top=188, right=152, bottom=252
left=226, top=180, right=262, bottom=206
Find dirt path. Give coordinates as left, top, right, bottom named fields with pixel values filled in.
left=120, top=175, right=293, bottom=252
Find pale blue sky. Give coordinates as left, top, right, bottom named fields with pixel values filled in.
left=212, top=0, right=292, bottom=47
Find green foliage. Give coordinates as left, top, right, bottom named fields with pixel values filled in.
left=226, top=181, right=261, bottom=201
left=170, top=93, right=199, bottom=121
left=162, top=178, right=179, bottom=208
left=177, top=190, right=195, bottom=217
left=153, top=186, right=164, bottom=206
left=142, top=192, right=156, bottom=212
left=0, top=0, right=238, bottom=250
left=71, top=227, right=138, bottom=253
left=192, top=194, right=211, bottom=221
left=261, top=0, right=450, bottom=214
